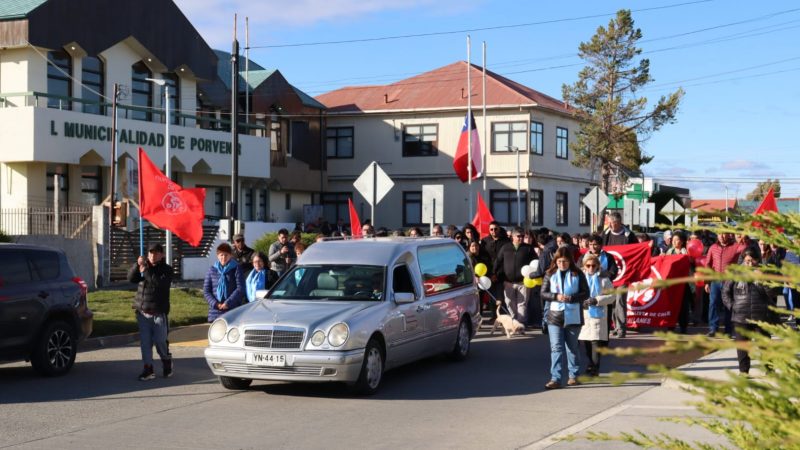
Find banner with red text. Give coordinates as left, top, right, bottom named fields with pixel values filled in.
left=626, top=254, right=692, bottom=329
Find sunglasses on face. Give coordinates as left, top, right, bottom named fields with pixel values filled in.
left=489, top=228, right=498, bottom=231
left=584, top=264, right=598, bottom=268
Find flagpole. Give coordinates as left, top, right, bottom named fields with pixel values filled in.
left=138, top=150, right=144, bottom=256
left=482, top=41, right=487, bottom=192
left=467, top=35, right=473, bottom=222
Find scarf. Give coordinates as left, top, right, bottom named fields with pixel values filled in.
left=214, top=260, right=238, bottom=302
left=548, top=270, right=581, bottom=326
left=246, top=269, right=266, bottom=302
left=599, top=252, right=609, bottom=271
left=585, top=272, right=602, bottom=298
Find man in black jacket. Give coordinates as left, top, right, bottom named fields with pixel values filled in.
left=494, top=227, right=538, bottom=323
left=127, top=243, right=173, bottom=381
left=232, top=233, right=255, bottom=274
left=481, top=221, right=509, bottom=318
left=601, top=212, right=637, bottom=337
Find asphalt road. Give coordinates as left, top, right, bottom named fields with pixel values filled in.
left=0, top=329, right=672, bottom=450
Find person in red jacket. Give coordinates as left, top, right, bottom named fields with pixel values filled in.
left=705, top=232, right=746, bottom=337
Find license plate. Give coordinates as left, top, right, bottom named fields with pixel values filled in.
left=247, top=352, right=286, bottom=367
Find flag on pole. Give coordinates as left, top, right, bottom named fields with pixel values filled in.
left=453, top=111, right=482, bottom=182
left=138, top=147, right=206, bottom=246
left=471, top=193, right=494, bottom=238
left=753, top=187, right=782, bottom=231
left=348, top=198, right=362, bottom=237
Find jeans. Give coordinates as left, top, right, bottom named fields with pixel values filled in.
left=612, top=293, right=627, bottom=334
left=547, top=324, right=581, bottom=383
left=708, top=281, right=732, bottom=335
left=137, top=311, right=171, bottom=366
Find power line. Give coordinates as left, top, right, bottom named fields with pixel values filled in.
left=249, top=0, right=712, bottom=49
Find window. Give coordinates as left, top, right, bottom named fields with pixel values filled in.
left=242, top=188, right=253, bottom=221
left=80, top=166, right=102, bottom=205
left=530, top=189, right=543, bottom=226
left=417, top=244, right=473, bottom=295
left=285, top=193, right=291, bottom=210
left=530, top=121, right=543, bottom=155
left=81, top=56, right=104, bottom=115
left=161, top=73, right=179, bottom=125
left=270, top=116, right=283, bottom=152
left=326, top=127, right=354, bottom=158
left=321, top=192, right=351, bottom=224
left=29, top=250, right=60, bottom=281
left=402, top=124, right=438, bottom=157
left=258, top=189, right=268, bottom=221
left=402, top=191, right=422, bottom=226
left=492, top=122, right=527, bottom=152
left=131, top=61, right=152, bottom=121
left=290, top=121, right=311, bottom=157
left=490, top=190, right=527, bottom=227
left=46, top=164, right=69, bottom=205
left=579, top=193, right=590, bottom=226
left=556, top=191, right=568, bottom=226
left=47, top=50, right=72, bottom=110
left=0, top=252, right=32, bottom=285
left=393, top=265, right=417, bottom=296
left=556, top=127, right=569, bottom=159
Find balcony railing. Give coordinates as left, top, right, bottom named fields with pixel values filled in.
left=0, top=91, right=266, bottom=134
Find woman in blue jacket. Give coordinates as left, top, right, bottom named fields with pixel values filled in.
left=540, top=247, right=589, bottom=389
left=204, top=243, right=246, bottom=322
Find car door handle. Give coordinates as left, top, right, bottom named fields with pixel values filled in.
left=38, top=291, right=49, bottom=299
left=416, top=303, right=431, bottom=312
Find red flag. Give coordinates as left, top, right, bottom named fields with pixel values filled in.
left=348, top=198, right=362, bottom=237
left=138, top=148, right=206, bottom=247
left=603, top=242, right=653, bottom=287
left=452, top=111, right=482, bottom=183
left=471, top=193, right=495, bottom=239
left=626, top=254, right=692, bottom=329
left=753, top=187, right=782, bottom=231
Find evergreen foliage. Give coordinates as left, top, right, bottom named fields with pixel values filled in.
left=745, top=179, right=782, bottom=201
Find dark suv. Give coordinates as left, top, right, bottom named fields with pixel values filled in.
left=0, top=244, right=93, bottom=375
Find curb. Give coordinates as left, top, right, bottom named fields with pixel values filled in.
left=80, top=323, right=210, bottom=352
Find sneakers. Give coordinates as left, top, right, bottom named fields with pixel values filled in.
left=138, top=364, right=155, bottom=381
left=162, top=358, right=173, bottom=378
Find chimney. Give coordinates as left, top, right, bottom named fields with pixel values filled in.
left=384, top=94, right=389, bottom=104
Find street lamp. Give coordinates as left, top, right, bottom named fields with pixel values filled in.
left=506, top=145, right=521, bottom=226
left=146, top=78, right=172, bottom=266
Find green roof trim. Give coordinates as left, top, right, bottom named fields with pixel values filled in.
left=0, top=0, right=47, bottom=19
left=292, top=84, right=326, bottom=110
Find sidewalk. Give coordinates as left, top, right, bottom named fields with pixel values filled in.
left=81, top=322, right=210, bottom=351
left=524, top=347, right=744, bottom=449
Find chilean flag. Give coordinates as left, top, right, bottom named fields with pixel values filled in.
left=453, top=111, right=482, bottom=182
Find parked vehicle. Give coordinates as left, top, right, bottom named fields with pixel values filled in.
left=0, top=244, right=93, bottom=375
left=204, top=237, right=481, bottom=394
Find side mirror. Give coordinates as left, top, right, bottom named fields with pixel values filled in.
left=255, top=289, right=269, bottom=300
left=393, top=292, right=416, bottom=304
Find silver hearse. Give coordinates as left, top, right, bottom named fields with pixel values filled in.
left=204, top=237, right=480, bottom=394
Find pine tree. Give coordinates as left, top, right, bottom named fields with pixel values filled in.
left=746, top=179, right=782, bottom=201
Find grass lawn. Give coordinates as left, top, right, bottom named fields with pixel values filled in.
left=88, top=287, right=209, bottom=337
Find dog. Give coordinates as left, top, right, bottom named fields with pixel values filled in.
left=490, top=303, right=525, bottom=338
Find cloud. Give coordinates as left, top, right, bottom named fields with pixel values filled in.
left=721, top=159, right=768, bottom=171
left=174, top=0, right=463, bottom=48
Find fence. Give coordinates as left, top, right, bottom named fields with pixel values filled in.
left=0, top=206, right=93, bottom=240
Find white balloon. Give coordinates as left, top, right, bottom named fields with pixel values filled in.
left=478, top=276, right=492, bottom=290
left=529, top=260, right=539, bottom=273
left=521, top=265, right=532, bottom=278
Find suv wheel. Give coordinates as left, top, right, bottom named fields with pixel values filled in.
left=31, top=320, right=77, bottom=376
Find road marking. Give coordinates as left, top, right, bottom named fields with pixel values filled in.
left=521, top=404, right=631, bottom=450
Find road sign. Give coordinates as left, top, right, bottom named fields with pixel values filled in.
left=623, top=199, right=638, bottom=228
left=354, top=161, right=394, bottom=207
left=639, top=202, right=656, bottom=228
left=581, top=187, right=609, bottom=215
left=422, top=185, right=444, bottom=225
left=660, top=199, right=685, bottom=225
left=684, top=208, right=698, bottom=227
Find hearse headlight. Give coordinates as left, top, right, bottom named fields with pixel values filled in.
left=310, top=330, right=326, bottom=346
left=209, top=319, right=228, bottom=343
left=327, top=323, right=349, bottom=347
left=227, top=327, right=240, bottom=343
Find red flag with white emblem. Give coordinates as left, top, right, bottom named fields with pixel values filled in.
left=603, top=242, right=653, bottom=288
left=138, top=147, right=206, bottom=246
left=626, top=254, right=692, bottom=329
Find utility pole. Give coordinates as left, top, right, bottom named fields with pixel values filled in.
left=107, top=82, right=120, bottom=285
left=230, top=14, right=240, bottom=235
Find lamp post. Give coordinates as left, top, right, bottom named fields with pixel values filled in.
left=146, top=78, right=172, bottom=266
left=506, top=146, right=521, bottom=226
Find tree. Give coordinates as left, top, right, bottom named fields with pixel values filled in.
left=562, top=9, right=683, bottom=193
left=746, top=179, right=781, bottom=201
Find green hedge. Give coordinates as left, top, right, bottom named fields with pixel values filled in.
left=0, top=230, right=10, bottom=243
left=252, top=232, right=318, bottom=255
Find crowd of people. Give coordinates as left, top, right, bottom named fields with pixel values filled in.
left=126, top=212, right=798, bottom=382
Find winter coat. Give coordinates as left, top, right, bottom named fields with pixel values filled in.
left=127, top=261, right=173, bottom=315
left=541, top=270, right=589, bottom=328
left=268, top=240, right=295, bottom=274
left=232, top=244, right=255, bottom=274
left=578, top=276, right=615, bottom=341
left=579, top=250, right=619, bottom=282
left=602, top=227, right=637, bottom=247
left=203, top=263, right=246, bottom=322
left=480, top=235, right=509, bottom=275
left=494, top=243, right=537, bottom=283
left=721, top=280, right=777, bottom=324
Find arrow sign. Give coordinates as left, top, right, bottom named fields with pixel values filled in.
left=581, top=187, right=609, bottom=215
left=354, top=161, right=394, bottom=227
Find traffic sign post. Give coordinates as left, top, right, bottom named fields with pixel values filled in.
left=660, top=199, right=685, bottom=226
left=581, top=186, right=609, bottom=232
left=353, top=161, right=394, bottom=227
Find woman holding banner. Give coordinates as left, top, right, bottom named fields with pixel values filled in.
left=541, top=247, right=589, bottom=389
left=577, top=254, right=615, bottom=377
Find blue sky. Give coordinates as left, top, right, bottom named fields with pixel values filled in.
left=174, top=0, right=800, bottom=200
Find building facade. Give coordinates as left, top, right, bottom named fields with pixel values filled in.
left=316, top=62, right=594, bottom=233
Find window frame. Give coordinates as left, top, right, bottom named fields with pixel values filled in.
left=556, top=126, right=569, bottom=159
left=326, top=126, right=354, bottom=159
left=556, top=191, right=569, bottom=226
left=402, top=191, right=423, bottom=227
left=47, top=49, right=72, bottom=110
left=529, top=189, right=543, bottom=226
left=530, top=121, right=543, bottom=155
left=491, top=121, right=528, bottom=153
left=321, top=192, right=352, bottom=224
left=131, top=61, right=153, bottom=122
left=161, top=73, right=180, bottom=125
left=579, top=193, right=590, bottom=226
left=490, top=189, right=528, bottom=227
left=81, top=56, right=105, bottom=115
left=402, top=124, right=439, bottom=157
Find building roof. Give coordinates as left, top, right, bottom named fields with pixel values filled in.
left=315, top=61, right=571, bottom=114
left=0, top=0, right=47, bottom=20
left=690, top=199, right=737, bottom=213
left=737, top=198, right=800, bottom=214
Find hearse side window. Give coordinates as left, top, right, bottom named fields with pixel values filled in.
left=393, top=265, right=416, bottom=296
left=416, top=244, right=474, bottom=295
left=0, top=252, right=33, bottom=286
